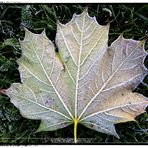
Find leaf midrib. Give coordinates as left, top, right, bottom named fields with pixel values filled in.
left=78, top=40, right=141, bottom=120
left=75, top=13, right=86, bottom=119
left=10, top=92, right=71, bottom=120
left=28, top=38, right=74, bottom=120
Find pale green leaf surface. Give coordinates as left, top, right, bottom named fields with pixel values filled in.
left=6, top=10, right=148, bottom=138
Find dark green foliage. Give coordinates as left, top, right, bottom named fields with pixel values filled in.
left=0, top=4, right=148, bottom=144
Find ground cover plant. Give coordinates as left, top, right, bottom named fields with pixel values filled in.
left=0, top=4, right=148, bottom=144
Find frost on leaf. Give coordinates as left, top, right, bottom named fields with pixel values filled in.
left=5, top=10, right=148, bottom=140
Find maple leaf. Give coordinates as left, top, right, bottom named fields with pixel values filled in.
left=5, top=10, right=148, bottom=143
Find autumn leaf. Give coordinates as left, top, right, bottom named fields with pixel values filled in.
left=5, top=9, right=148, bottom=143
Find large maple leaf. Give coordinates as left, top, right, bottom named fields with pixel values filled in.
left=5, top=10, right=148, bottom=143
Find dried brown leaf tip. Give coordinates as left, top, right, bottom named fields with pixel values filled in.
left=0, top=89, right=6, bottom=94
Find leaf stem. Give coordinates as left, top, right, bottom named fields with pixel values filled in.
left=74, top=118, right=78, bottom=143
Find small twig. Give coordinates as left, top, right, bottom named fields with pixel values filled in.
left=0, top=89, right=6, bottom=94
